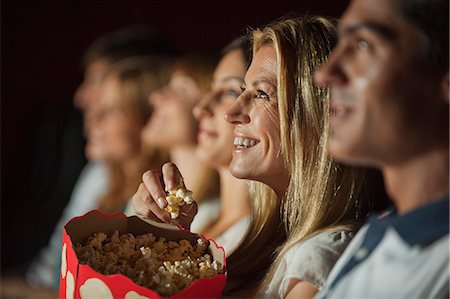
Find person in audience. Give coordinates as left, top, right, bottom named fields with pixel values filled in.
left=139, top=54, right=221, bottom=232
left=86, top=58, right=170, bottom=213
left=10, top=28, right=174, bottom=284
left=132, top=16, right=375, bottom=298
left=313, top=0, right=449, bottom=297
left=191, top=36, right=252, bottom=254
left=26, top=56, right=170, bottom=291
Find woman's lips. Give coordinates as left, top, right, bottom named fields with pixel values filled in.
left=198, top=129, right=218, bottom=140
left=149, top=113, right=165, bottom=126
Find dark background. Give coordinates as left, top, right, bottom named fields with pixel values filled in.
left=1, top=0, right=349, bottom=272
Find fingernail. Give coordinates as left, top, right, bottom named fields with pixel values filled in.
left=163, top=213, right=171, bottom=222
left=157, top=197, right=166, bottom=209
left=167, top=180, right=175, bottom=191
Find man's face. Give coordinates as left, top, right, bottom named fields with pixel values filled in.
left=315, top=0, right=448, bottom=167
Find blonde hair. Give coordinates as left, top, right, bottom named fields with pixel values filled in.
left=98, top=57, right=171, bottom=213
left=224, top=16, right=368, bottom=297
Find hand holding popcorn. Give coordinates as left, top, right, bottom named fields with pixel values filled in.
left=132, top=162, right=197, bottom=229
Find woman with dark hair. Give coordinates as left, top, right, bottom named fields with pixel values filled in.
left=135, top=39, right=252, bottom=254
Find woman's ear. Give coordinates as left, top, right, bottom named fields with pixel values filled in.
left=440, top=71, right=449, bottom=104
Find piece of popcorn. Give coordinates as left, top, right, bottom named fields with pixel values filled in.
left=164, top=187, right=195, bottom=219
left=140, top=246, right=152, bottom=258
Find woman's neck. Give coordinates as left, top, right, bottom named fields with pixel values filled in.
left=170, top=146, right=204, bottom=193
left=218, top=168, right=250, bottom=222
left=200, top=168, right=250, bottom=238
left=121, top=155, right=144, bottom=182
left=383, top=147, right=449, bottom=215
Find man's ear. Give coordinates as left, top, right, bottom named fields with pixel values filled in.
left=440, top=71, right=449, bottom=104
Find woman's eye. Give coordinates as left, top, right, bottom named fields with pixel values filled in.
left=256, top=90, right=270, bottom=100
left=224, top=89, right=240, bottom=99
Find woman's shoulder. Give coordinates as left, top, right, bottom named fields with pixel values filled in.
left=281, top=230, right=354, bottom=289
left=286, top=230, right=353, bottom=260
left=190, top=196, right=221, bottom=233
left=198, top=196, right=221, bottom=209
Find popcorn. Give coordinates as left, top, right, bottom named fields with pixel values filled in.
left=164, top=187, right=194, bottom=219
left=74, top=231, right=223, bottom=297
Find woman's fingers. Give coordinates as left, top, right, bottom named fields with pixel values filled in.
left=142, top=170, right=168, bottom=209
left=171, top=201, right=198, bottom=229
left=132, top=181, right=171, bottom=223
left=162, top=162, right=185, bottom=191
left=133, top=163, right=197, bottom=229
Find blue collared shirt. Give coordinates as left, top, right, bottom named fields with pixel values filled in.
left=316, top=196, right=449, bottom=299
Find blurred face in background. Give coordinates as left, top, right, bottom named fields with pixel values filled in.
left=193, top=49, right=246, bottom=169
left=142, top=70, right=200, bottom=149
left=314, top=0, right=449, bottom=167
left=86, top=74, right=142, bottom=163
left=74, top=58, right=111, bottom=134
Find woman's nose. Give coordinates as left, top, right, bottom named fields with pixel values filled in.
left=224, top=94, right=250, bottom=125
left=193, top=91, right=214, bottom=120
left=149, top=91, right=163, bottom=107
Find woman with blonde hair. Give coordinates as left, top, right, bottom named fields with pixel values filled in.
left=131, top=16, right=373, bottom=298
left=222, top=16, right=372, bottom=298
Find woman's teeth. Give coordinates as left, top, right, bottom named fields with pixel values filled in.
left=233, top=137, right=259, bottom=149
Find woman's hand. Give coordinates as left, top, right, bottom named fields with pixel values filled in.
left=132, top=162, right=198, bottom=230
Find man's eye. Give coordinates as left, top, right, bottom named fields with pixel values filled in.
left=357, top=39, right=370, bottom=51
left=256, top=90, right=270, bottom=100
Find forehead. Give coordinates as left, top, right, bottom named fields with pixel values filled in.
left=340, top=0, right=407, bottom=36
left=245, top=45, right=277, bottom=84
left=86, top=58, right=110, bottom=77
left=213, top=49, right=246, bottom=81
left=340, top=0, right=427, bottom=50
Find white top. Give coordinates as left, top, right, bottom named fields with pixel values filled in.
left=264, top=231, right=353, bottom=298
left=191, top=198, right=249, bottom=256
left=26, top=161, right=108, bottom=289
left=214, top=215, right=250, bottom=256
left=315, top=197, right=449, bottom=299
left=190, top=197, right=221, bottom=233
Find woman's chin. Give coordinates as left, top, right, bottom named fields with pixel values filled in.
left=228, top=162, right=251, bottom=180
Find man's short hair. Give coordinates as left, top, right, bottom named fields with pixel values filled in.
left=399, top=0, right=449, bottom=70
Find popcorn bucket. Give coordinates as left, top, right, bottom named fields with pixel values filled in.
left=59, top=210, right=226, bottom=299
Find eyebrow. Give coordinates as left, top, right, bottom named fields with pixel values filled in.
left=220, top=76, right=244, bottom=84
left=340, top=21, right=397, bottom=41
left=251, top=79, right=277, bottom=91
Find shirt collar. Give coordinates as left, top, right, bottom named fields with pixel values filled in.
left=368, top=195, right=449, bottom=246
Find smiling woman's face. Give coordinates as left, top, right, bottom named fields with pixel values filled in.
left=142, top=71, right=200, bottom=149
left=86, top=74, right=142, bottom=163
left=225, top=46, right=288, bottom=193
